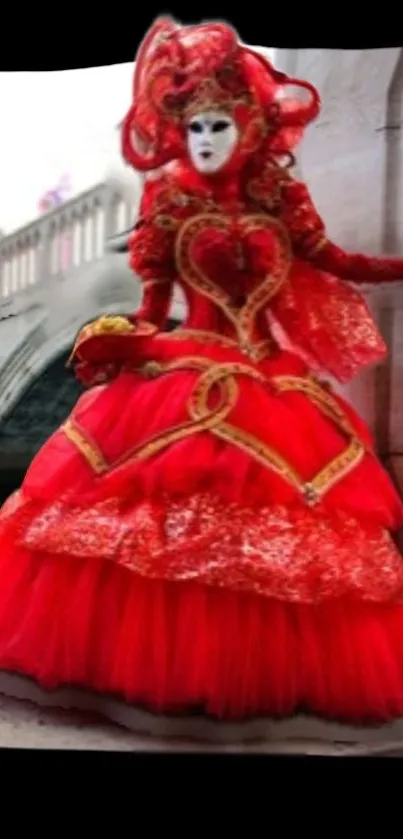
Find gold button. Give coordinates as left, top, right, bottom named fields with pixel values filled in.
left=304, top=483, right=319, bottom=506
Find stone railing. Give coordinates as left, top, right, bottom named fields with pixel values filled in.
left=0, top=176, right=186, bottom=425
left=0, top=181, right=140, bottom=319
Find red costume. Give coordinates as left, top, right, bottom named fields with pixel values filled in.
left=1, top=18, right=403, bottom=724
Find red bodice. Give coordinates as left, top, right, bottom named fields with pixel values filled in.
left=129, top=164, right=304, bottom=350
left=174, top=209, right=292, bottom=348
left=125, top=161, right=403, bottom=380
left=71, top=160, right=403, bottom=385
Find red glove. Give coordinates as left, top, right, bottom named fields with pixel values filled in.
left=68, top=315, right=158, bottom=387
left=281, top=174, right=403, bottom=284
left=311, top=240, right=403, bottom=285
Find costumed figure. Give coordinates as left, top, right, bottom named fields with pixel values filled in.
left=2, top=18, right=403, bottom=735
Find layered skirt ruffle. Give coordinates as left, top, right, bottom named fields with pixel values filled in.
left=1, top=336, right=403, bottom=721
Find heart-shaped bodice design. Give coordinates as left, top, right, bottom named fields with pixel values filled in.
left=175, top=212, right=291, bottom=346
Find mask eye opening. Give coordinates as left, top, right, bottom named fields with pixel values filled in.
left=211, top=120, right=231, bottom=133
left=188, top=121, right=203, bottom=134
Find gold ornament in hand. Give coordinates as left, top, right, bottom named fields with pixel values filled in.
left=88, top=315, right=137, bottom=336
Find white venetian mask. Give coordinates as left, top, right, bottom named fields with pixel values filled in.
left=186, top=110, right=239, bottom=175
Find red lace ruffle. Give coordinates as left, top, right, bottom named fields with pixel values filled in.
left=1, top=491, right=402, bottom=604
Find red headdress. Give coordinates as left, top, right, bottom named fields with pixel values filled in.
left=121, top=16, right=321, bottom=172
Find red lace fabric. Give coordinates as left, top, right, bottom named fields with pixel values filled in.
left=267, top=175, right=403, bottom=382
left=270, top=261, right=388, bottom=383
left=2, top=491, right=402, bottom=604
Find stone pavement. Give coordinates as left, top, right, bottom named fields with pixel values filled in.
left=0, top=693, right=158, bottom=751
left=0, top=694, right=341, bottom=753
left=0, top=693, right=401, bottom=754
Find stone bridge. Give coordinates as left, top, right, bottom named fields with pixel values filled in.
left=2, top=45, right=403, bottom=501
left=0, top=175, right=185, bottom=494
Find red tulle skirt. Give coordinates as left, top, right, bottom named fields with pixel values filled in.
left=1, top=336, right=403, bottom=722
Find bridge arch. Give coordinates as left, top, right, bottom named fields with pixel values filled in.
left=0, top=349, right=83, bottom=500
left=0, top=308, right=182, bottom=503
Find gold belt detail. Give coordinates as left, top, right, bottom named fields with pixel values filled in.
left=62, top=358, right=366, bottom=506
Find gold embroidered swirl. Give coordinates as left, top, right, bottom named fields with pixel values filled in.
left=61, top=359, right=366, bottom=505
left=62, top=419, right=109, bottom=475
left=156, top=328, right=275, bottom=361
left=174, top=213, right=291, bottom=351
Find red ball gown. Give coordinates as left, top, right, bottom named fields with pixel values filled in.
left=1, top=158, right=403, bottom=726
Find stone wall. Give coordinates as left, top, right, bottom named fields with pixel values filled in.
left=276, top=47, right=403, bottom=491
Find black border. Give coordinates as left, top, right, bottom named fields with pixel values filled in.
left=0, top=0, right=401, bottom=782
left=0, top=747, right=389, bottom=804
left=3, top=5, right=403, bottom=71
left=0, top=746, right=378, bottom=770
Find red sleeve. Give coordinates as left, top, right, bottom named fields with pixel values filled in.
left=128, top=178, right=177, bottom=328
left=281, top=176, right=403, bottom=284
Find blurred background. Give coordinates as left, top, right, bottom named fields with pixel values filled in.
left=0, top=62, right=141, bottom=500
left=0, top=52, right=273, bottom=500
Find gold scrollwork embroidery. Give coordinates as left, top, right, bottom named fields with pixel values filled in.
left=155, top=214, right=181, bottom=230
left=143, top=277, right=172, bottom=288
left=272, top=375, right=357, bottom=440
left=62, top=360, right=366, bottom=506
left=174, top=213, right=291, bottom=349
left=104, top=358, right=237, bottom=467
left=156, top=328, right=238, bottom=350
left=246, top=161, right=289, bottom=212
left=156, top=328, right=276, bottom=360
left=270, top=375, right=366, bottom=503
left=309, top=438, right=365, bottom=499
left=305, top=235, right=327, bottom=258
left=62, top=420, right=109, bottom=475
left=187, top=362, right=302, bottom=491
left=237, top=216, right=291, bottom=342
